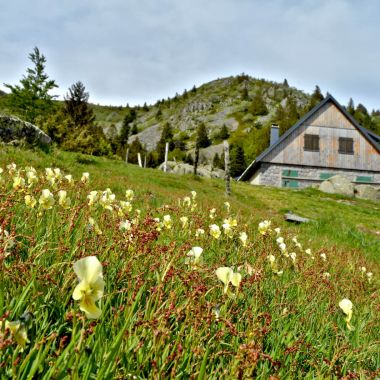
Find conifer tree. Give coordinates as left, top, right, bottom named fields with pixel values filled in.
left=229, top=144, right=246, bottom=177
left=250, top=91, right=268, bottom=116
left=156, top=122, right=174, bottom=163
left=196, top=122, right=210, bottom=148
left=347, top=98, right=355, bottom=115
left=4, top=47, right=58, bottom=123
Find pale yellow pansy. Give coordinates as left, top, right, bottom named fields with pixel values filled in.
left=209, top=208, right=216, bottom=219
left=0, top=320, right=30, bottom=351
left=120, top=201, right=133, bottom=213
left=39, top=189, right=55, bottom=210
left=13, top=175, right=25, bottom=191
left=339, top=298, right=354, bottom=331
left=87, top=191, right=99, bottom=206
left=120, top=220, right=132, bottom=232
left=183, top=196, right=191, bottom=207
left=88, top=217, right=102, bottom=235
left=258, top=220, right=271, bottom=235
left=64, top=174, right=74, bottom=184
left=215, top=267, right=242, bottom=294
left=73, top=256, right=105, bottom=319
left=180, top=216, right=189, bottom=228
left=81, top=172, right=90, bottom=183
left=224, top=201, right=230, bottom=212
left=239, top=232, right=248, bottom=247
left=195, top=228, right=205, bottom=237
left=185, top=246, right=203, bottom=269
left=209, top=224, right=221, bottom=239
left=125, top=189, right=134, bottom=201
left=320, top=253, right=327, bottom=261
left=58, top=190, right=71, bottom=209
left=25, top=195, right=37, bottom=208
left=163, top=215, right=172, bottom=229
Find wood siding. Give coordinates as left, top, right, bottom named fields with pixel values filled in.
left=264, top=102, right=380, bottom=171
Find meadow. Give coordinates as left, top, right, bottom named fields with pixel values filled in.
left=0, top=146, right=379, bottom=379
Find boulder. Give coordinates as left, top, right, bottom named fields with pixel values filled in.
left=158, top=161, right=225, bottom=179
left=0, top=115, right=51, bottom=146
left=319, top=175, right=354, bottom=196
left=355, top=185, right=380, bottom=202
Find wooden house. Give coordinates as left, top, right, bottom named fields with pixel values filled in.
left=238, top=94, right=380, bottom=188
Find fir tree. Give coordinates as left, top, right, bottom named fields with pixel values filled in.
left=196, top=122, right=210, bottom=148
left=250, top=92, right=268, bottom=116
left=347, top=98, right=355, bottom=115
left=156, top=122, right=174, bottom=163
left=4, top=47, right=58, bottom=123
left=219, top=124, right=230, bottom=140
left=229, top=144, right=246, bottom=177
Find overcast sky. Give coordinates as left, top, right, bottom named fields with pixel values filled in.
left=1, top=0, right=379, bottom=110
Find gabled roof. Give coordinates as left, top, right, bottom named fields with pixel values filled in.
left=238, top=94, right=380, bottom=181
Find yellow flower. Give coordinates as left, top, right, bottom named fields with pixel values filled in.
left=39, top=189, right=55, bottom=210
left=53, top=168, right=62, bottom=180
left=58, top=190, right=71, bottom=209
left=87, top=191, right=99, bottom=206
left=274, top=227, right=281, bottom=236
left=209, top=224, right=221, bottom=239
left=215, top=267, right=242, bottom=294
left=185, top=246, right=203, bottom=269
left=224, top=201, right=230, bottom=212
left=26, top=169, right=38, bottom=187
left=81, top=172, right=90, bottom=183
left=339, top=298, right=354, bottom=331
left=163, top=215, right=172, bottom=229
left=1, top=320, right=29, bottom=351
left=88, top=217, right=102, bottom=235
left=195, top=228, right=205, bottom=237
left=7, top=163, right=17, bottom=175
left=191, top=191, right=197, bottom=200
left=239, top=232, right=248, bottom=246
left=183, top=196, right=191, bottom=207
left=64, top=174, right=73, bottom=184
left=73, top=256, right=105, bottom=319
left=209, top=208, right=216, bottom=219
left=180, top=216, right=189, bottom=228
left=367, top=272, right=373, bottom=283
left=320, top=253, right=327, bottom=261
left=125, top=189, right=134, bottom=201
left=13, top=175, right=26, bottom=191
left=25, top=195, right=37, bottom=208
left=99, top=188, right=116, bottom=211
left=258, top=220, right=271, bottom=235
left=119, top=220, right=132, bottom=232
left=120, top=201, right=133, bottom=214
left=222, top=221, right=233, bottom=238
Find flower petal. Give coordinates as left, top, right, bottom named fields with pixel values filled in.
left=216, top=267, right=232, bottom=285
left=80, top=295, right=102, bottom=319
left=73, top=256, right=103, bottom=283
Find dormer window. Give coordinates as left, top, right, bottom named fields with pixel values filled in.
left=304, top=134, right=319, bottom=151
left=339, top=137, right=354, bottom=154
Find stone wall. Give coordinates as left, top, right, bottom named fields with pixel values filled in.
left=250, top=162, right=380, bottom=188
left=0, top=115, right=51, bottom=146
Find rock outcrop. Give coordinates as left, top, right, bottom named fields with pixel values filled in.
left=319, top=175, right=380, bottom=202
left=158, top=161, right=225, bottom=179
left=0, top=115, right=51, bottom=146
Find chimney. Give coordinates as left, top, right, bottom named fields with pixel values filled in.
left=270, top=124, right=279, bottom=146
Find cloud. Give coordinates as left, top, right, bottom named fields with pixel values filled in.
left=1, top=0, right=379, bottom=110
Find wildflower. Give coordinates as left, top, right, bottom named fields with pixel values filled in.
left=163, top=215, right=172, bottom=229
left=279, top=242, right=287, bottom=253
left=45, top=168, right=56, bottom=186
left=13, top=175, right=25, bottom=191
left=224, top=201, right=230, bottom=212
left=7, top=163, right=17, bottom=175
left=274, top=227, right=281, bottom=236
left=209, top=208, right=216, bottom=219
left=99, top=188, right=116, bottom=211
left=276, top=237, right=284, bottom=245
left=215, top=267, right=242, bottom=294
left=360, top=266, right=367, bottom=274
left=25, top=195, right=37, bottom=208
left=39, top=189, right=55, bottom=210
left=258, top=220, right=271, bottom=235
left=195, top=228, right=205, bottom=237
left=289, top=252, right=297, bottom=262
left=214, top=304, right=221, bottom=321
left=120, top=220, right=132, bottom=232
left=0, top=227, right=15, bottom=256
left=180, top=216, right=189, bottom=228
left=323, top=272, right=331, bottom=279
left=367, top=272, right=373, bottom=283
left=58, top=190, right=71, bottom=209
left=73, top=256, right=105, bottom=319
left=267, top=254, right=283, bottom=275
left=191, top=190, right=197, bottom=200
left=120, top=201, right=133, bottom=214
left=26, top=169, right=38, bottom=187
left=292, top=236, right=302, bottom=250
left=0, top=320, right=29, bottom=351
left=87, top=191, right=99, bottom=206
left=183, top=196, right=191, bottom=207
left=64, top=174, right=73, bottom=184
left=125, top=189, right=134, bottom=201
left=153, top=217, right=162, bottom=231
left=88, top=217, right=102, bottom=235
left=53, top=168, right=62, bottom=181
left=222, top=220, right=233, bottom=238
left=305, top=248, right=312, bottom=255
left=239, top=232, right=248, bottom=247
left=339, top=298, right=354, bottom=331
left=185, top=246, right=203, bottom=269
left=320, top=253, right=327, bottom=261
left=210, top=224, right=221, bottom=239
left=81, top=172, right=90, bottom=183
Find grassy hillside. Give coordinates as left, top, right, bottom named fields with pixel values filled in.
left=0, top=146, right=379, bottom=378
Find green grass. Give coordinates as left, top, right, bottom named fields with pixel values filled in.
left=0, top=146, right=379, bottom=378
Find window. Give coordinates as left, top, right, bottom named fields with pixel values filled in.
left=339, top=137, right=354, bottom=154
left=304, top=134, right=319, bottom=151
left=320, top=172, right=336, bottom=180
left=282, top=179, right=299, bottom=188
left=356, top=176, right=373, bottom=183
left=282, top=169, right=298, bottom=178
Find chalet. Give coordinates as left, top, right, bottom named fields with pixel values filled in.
left=238, top=94, right=380, bottom=188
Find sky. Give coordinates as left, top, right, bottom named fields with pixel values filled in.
left=1, top=0, right=379, bottom=111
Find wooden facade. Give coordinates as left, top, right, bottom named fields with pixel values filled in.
left=239, top=95, right=380, bottom=188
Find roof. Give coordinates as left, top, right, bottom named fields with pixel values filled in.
left=238, top=94, right=380, bottom=181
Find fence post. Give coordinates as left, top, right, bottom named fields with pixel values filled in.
left=224, top=140, right=231, bottom=196
left=164, top=142, right=169, bottom=172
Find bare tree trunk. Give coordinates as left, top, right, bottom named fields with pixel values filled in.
left=137, top=153, right=142, bottom=168
left=164, top=142, right=169, bottom=172
left=125, top=148, right=129, bottom=163
left=144, top=154, right=147, bottom=168
left=193, top=142, right=199, bottom=175
left=224, top=140, right=231, bottom=196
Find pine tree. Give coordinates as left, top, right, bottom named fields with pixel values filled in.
left=347, top=98, right=355, bottom=115
left=283, top=79, right=289, bottom=88
left=156, top=122, right=174, bottom=163
left=4, top=47, right=58, bottom=123
left=196, top=122, right=210, bottom=148
left=250, top=92, right=268, bottom=116
left=219, top=124, right=230, bottom=140
left=229, top=144, right=246, bottom=177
